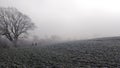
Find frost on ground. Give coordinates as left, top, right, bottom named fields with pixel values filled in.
left=0, top=37, right=120, bottom=68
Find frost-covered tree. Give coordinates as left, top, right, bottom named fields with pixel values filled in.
left=0, top=7, right=35, bottom=47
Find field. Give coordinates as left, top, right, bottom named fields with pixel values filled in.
left=0, top=37, right=120, bottom=68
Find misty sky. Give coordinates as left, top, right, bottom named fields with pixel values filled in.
left=0, top=0, right=120, bottom=40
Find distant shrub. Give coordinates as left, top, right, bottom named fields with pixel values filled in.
left=0, top=37, right=12, bottom=48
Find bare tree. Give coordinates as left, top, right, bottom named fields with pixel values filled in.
left=0, top=7, right=35, bottom=47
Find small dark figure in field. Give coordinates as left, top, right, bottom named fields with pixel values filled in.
left=32, top=42, right=37, bottom=46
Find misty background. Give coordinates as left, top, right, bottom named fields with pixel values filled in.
left=0, top=0, right=120, bottom=40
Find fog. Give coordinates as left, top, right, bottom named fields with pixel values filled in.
left=0, top=0, right=120, bottom=40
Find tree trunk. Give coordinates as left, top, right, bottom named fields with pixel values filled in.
left=13, top=39, right=18, bottom=47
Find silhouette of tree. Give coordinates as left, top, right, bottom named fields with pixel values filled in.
left=0, top=7, right=35, bottom=47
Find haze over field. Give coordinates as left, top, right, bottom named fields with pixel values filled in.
left=1, top=1, right=120, bottom=67
left=0, top=0, right=120, bottom=40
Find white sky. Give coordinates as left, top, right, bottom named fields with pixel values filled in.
left=0, top=0, right=120, bottom=40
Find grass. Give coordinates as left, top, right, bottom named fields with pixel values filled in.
left=0, top=37, right=120, bottom=68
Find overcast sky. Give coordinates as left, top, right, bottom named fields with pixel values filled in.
left=0, top=0, right=120, bottom=40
